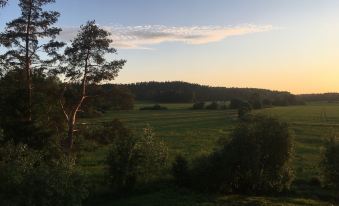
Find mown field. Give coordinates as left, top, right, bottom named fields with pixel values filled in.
left=81, top=102, right=339, bottom=206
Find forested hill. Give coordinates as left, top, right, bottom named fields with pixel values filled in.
left=116, top=81, right=302, bottom=105
left=297, top=93, right=339, bottom=102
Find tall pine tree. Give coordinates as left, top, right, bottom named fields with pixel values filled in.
left=59, top=21, right=126, bottom=153
left=0, top=0, right=8, bottom=7
left=0, top=0, right=64, bottom=122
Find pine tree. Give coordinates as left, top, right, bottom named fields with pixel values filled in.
left=59, top=21, right=126, bottom=153
left=0, top=0, right=64, bottom=121
left=0, top=0, right=8, bottom=7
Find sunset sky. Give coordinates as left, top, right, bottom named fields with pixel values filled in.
left=1, top=0, right=339, bottom=94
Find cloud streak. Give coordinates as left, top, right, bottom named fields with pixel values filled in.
left=60, top=24, right=274, bottom=49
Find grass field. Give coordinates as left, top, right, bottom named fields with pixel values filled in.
left=81, top=102, right=338, bottom=206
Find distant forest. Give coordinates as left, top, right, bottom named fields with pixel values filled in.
left=298, top=93, right=339, bottom=102
left=111, top=81, right=303, bottom=106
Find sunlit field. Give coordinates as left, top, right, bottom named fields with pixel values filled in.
left=81, top=102, right=339, bottom=206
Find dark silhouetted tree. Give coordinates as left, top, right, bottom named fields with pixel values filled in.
left=0, top=0, right=8, bottom=7
left=321, top=137, right=339, bottom=189
left=0, top=0, right=64, bottom=121
left=58, top=21, right=126, bottom=153
left=190, top=115, right=294, bottom=194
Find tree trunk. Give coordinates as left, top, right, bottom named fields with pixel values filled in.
left=66, top=117, right=75, bottom=153
left=24, top=0, right=33, bottom=122
left=64, top=49, right=90, bottom=154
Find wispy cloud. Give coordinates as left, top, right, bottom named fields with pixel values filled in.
left=60, top=24, right=274, bottom=49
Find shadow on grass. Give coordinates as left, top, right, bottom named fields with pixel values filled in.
left=83, top=179, right=337, bottom=206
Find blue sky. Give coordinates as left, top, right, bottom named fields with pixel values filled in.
left=1, top=0, right=339, bottom=93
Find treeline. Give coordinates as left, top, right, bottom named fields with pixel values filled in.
left=298, top=93, right=339, bottom=102
left=79, top=84, right=134, bottom=117
left=121, top=81, right=304, bottom=106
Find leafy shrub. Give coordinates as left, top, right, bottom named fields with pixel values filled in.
left=192, top=102, right=205, bottom=110
left=172, top=154, right=190, bottom=187
left=107, top=127, right=168, bottom=192
left=249, top=93, right=263, bottom=109
left=190, top=115, right=294, bottom=194
left=229, top=99, right=245, bottom=109
left=321, top=137, right=339, bottom=189
left=309, top=176, right=322, bottom=187
left=0, top=143, right=89, bottom=206
left=206, top=102, right=219, bottom=110
left=238, top=102, right=252, bottom=120
left=139, top=104, right=168, bottom=110
left=81, top=119, right=130, bottom=145
left=0, top=120, right=54, bottom=150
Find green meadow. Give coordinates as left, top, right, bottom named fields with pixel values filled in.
left=81, top=102, right=339, bottom=206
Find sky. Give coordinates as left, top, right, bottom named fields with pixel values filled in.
left=1, top=0, right=339, bottom=94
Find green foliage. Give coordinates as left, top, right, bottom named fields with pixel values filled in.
left=229, top=98, right=253, bottom=120
left=0, top=0, right=64, bottom=74
left=206, top=102, right=219, bottom=110
left=172, top=154, right=190, bottom=187
left=99, top=85, right=135, bottom=110
left=59, top=21, right=126, bottom=84
left=0, top=143, right=89, bottom=206
left=190, top=115, right=294, bottom=194
left=192, top=102, right=205, bottom=110
left=127, top=81, right=300, bottom=105
left=139, top=104, right=168, bottom=110
left=74, top=85, right=135, bottom=118
left=80, top=102, right=339, bottom=205
left=249, top=93, right=263, bottom=109
left=0, top=71, right=65, bottom=148
left=0, top=0, right=8, bottom=7
left=238, top=102, right=252, bottom=120
left=81, top=119, right=130, bottom=145
left=321, top=137, right=339, bottom=189
left=107, top=127, right=168, bottom=192
left=56, top=21, right=126, bottom=151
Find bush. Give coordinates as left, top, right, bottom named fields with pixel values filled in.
left=190, top=115, right=294, bottom=194
left=192, top=102, right=205, bottom=110
left=139, top=104, right=168, bottom=110
left=81, top=119, right=130, bottom=145
left=172, top=155, right=190, bottom=187
left=238, top=102, right=252, bottom=120
left=107, top=127, right=168, bottom=192
left=206, top=102, right=219, bottom=110
left=0, top=143, right=88, bottom=206
left=309, top=176, right=322, bottom=187
left=321, top=137, right=339, bottom=189
left=229, top=99, right=245, bottom=109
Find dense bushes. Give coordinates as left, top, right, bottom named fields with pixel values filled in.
left=205, top=102, right=219, bottom=110
left=192, top=102, right=205, bottom=110
left=172, top=154, right=190, bottom=187
left=0, top=143, right=89, bottom=206
left=173, top=115, right=294, bottom=194
left=237, top=102, right=252, bottom=120
left=80, top=119, right=130, bottom=145
left=139, top=104, right=168, bottom=110
left=107, top=127, right=168, bottom=192
left=321, top=137, right=339, bottom=189
left=192, top=101, right=227, bottom=110
left=79, top=85, right=135, bottom=118
left=0, top=71, right=65, bottom=149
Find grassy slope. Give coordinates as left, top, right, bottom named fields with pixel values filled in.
left=81, top=102, right=338, bottom=206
